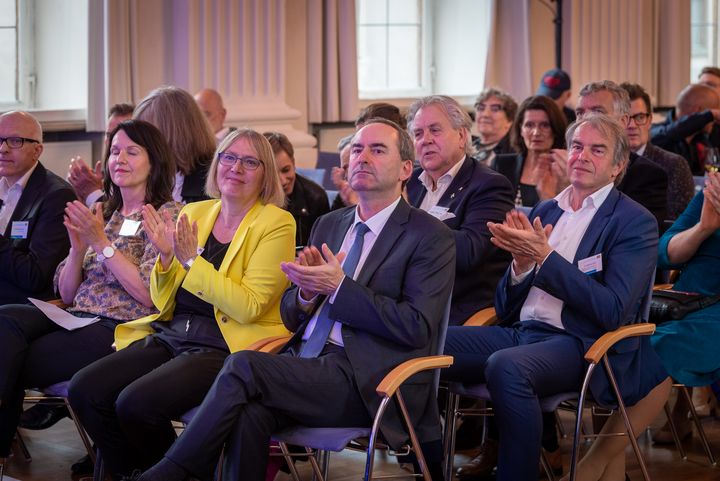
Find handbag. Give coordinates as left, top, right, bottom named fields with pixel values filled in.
left=649, top=289, right=720, bottom=323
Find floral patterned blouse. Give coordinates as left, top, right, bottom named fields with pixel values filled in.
left=53, top=201, right=182, bottom=321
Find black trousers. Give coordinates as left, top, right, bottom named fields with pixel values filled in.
left=68, top=336, right=228, bottom=477
left=164, top=345, right=373, bottom=481
left=0, top=304, right=116, bottom=456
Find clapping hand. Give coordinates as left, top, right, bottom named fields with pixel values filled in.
left=281, top=244, right=348, bottom=299
left=701, top=172, right=720, bottom=232
left=488, top=210, right=553, bottom=273
left=142, top=204, right=175, bottom=266
left=173, top=214, right=199, bottom=266
left=64, top=201, right=108, bottom=255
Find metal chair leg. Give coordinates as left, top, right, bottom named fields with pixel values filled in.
left=14, top=430, right=31, bottom=462
left=278, top=442, right=303, bottom=481
left=663, top=402, right=687, bottom=460
left=680, top=385, right=717, bottom=466
left=442, top=392, right=460, bottom=481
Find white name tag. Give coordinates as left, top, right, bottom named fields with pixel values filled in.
left=578, top=253, right=603, bottom=275
left=10, top=221, right=29, bottom=239
left=119, top=219, right=141, bottom=236
left=427, top=205, right=456, bottom=221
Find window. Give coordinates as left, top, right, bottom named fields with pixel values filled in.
left=0, top=0, right=88, bottom=114
left=0, top=0, right=18, bottom=105
left=356, top=0, right=492, bottom=100
left=691, top=0, right=718, bottom=80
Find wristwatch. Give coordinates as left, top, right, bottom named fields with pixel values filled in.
left=97, top=245, right=115, bottom=262
left=182, top=256, right=196, bottom=271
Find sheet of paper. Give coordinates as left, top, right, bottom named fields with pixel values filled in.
left=28, top=298, right=100, bottom=331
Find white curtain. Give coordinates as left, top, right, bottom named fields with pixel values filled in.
left=562, top=0, right=690, bottom=107
left=306, top=0, right=358, bottom=123
left=86, top=0, right=137, bottom=132
left=483, top=0, right=533, bottom=101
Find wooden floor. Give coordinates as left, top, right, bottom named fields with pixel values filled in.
left=3, top=407, right=720, bottom=481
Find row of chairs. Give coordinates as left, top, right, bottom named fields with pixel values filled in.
left=7, top=306, right=717, bottom=481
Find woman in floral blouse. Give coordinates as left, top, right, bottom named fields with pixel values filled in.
left=0, top=119, right=179, bottom=464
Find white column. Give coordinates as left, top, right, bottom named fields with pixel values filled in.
left=132, top=0, right=317, bottom=167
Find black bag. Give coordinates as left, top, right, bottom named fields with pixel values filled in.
left=649, top=289, right=720, bottom=323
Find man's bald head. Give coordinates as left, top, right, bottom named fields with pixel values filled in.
left=0, top=110, right=43, bottom=142
left=194, top=88, right=227, bottom=134
left=676, top=83, right=720, bottom=117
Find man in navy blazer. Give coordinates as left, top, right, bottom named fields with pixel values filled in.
left=0, top=111, right=76, bottom=305
left=442, top=115, right=670, bottom=480
left=406, top=95, right=514, bottom=325
left=137, top=119, right=455, bottom=481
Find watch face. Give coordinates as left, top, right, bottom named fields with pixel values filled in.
left=102, top=245, right=115, bottom=259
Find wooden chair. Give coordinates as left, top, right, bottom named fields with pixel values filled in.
left=271, top=299, right=453, bottom=481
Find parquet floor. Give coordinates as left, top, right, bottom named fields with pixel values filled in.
left=3, top=406, right=720, bottom=480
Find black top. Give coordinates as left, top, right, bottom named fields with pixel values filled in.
left=286, top=174, right=330, bottom=247
left=152, top=232, right=230, bottom=353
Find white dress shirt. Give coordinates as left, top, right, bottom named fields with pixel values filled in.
left=513, top=182, right=614, bottom=329
left=0, top=162, right=38, bottom=234
left=418, top=155, right=465, bottom=211
left=300, top=196, right=402, bottom=346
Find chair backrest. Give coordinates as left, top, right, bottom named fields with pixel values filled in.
left=296, top=168, right=326, bottom=187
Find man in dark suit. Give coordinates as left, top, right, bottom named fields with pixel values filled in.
left=137, top=118, right=456, bottom=481
left=0, top=111, right=76, bottom=305
left=443, top=115, right=671, bottom=481
left=620, top=82, right=695, bottom=220
left=575, top=80, right=669, bottom=224
left=406, top=95, right=514, bottom=326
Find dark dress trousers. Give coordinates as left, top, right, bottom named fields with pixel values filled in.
left=286, top=174, right=330, bottom=247
left=0, top=162, right=76, bottom=305
left=407, top=157, right=514, bottom=325
left=443, top=188, right=668, bottom=480
left=162, top=200, right=456, bottom=481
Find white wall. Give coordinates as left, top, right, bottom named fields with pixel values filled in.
left=34, top=0, right=88, bottom=110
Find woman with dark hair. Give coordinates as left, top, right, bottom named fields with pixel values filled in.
left=134, top=85, right=217, bottom=204
left=491, top=95, right=568, bottom=207
left=0, top=119, right=180, bottom=468
left=67, top=128, right=295, bottom=479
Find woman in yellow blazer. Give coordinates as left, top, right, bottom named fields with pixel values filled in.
left=68, top=129, right=296, bottom=479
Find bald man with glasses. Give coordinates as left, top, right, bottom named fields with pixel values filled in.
left=0, top=111, right=76, bottom=305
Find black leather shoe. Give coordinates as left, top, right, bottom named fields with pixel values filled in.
left=456, top=438, right=498, bottom=479
left=71, top=454, right=93, bottom=476
left=18, top=403, right=70, bottom=430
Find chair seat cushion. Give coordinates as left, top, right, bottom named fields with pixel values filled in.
left=272, top=426, right=372, bottom=452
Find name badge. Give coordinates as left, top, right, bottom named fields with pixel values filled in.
left=10, top=221, right=29, bottom=239
left=119, top=219, right=141, bottom=236
left=578, top=253, right=603, bottom=275
left=427, top=205, right=456, bottom=221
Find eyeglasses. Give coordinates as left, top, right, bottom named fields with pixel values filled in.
left=629, top=112, right=651, bottom=126
left=0, top=137, right=40, bottom=149
left=217, top=152, right=263, bottom=170
left=476, top=103, right=504, bottom=113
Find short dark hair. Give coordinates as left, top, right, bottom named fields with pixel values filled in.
left=356, top=117, right=415, bottom=163
left=474, top=87, right=518, bottom=123
left=510, top=95, right=568, bottom=155
left=263, top=131, right=295, bottom=161
left=108, top=103, right=134, bottom=118
left=700, top=66, right=720, bottom=79
left=356, top=102, right=406, bottom=129
left=619, top=82, right=652, bottom=115
left=103, top=119, right=176, bottom=218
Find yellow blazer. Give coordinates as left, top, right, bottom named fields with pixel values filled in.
left=115, top=200, right=295, bottom=352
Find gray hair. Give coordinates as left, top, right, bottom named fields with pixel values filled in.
left=565, top=114, right=629, bottom=184
left=578, top=80, right=630, bottom=117
left=337, top=134, right=353, bottom=152
left=407, top=95, right=473, bottom=155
